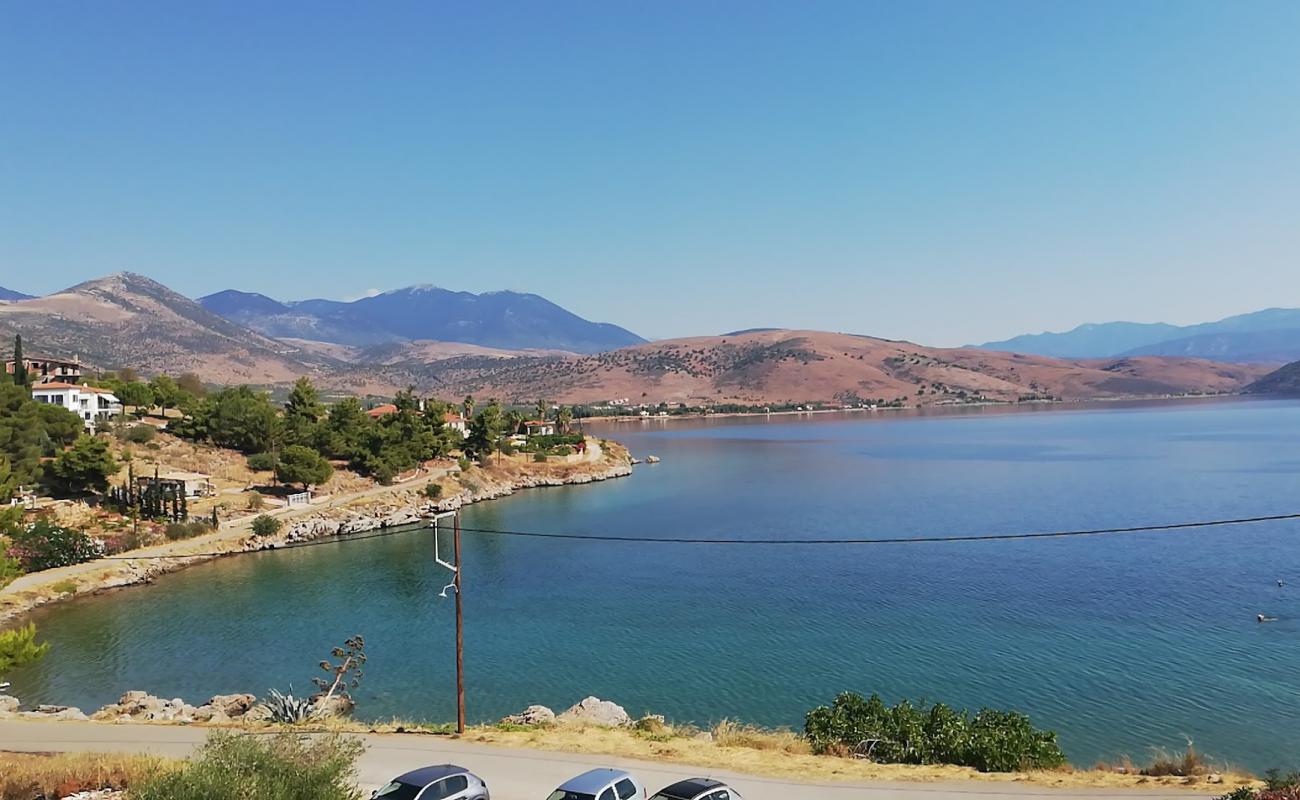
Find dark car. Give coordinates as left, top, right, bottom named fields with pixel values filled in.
left=649, top=778, right=743, bottom=800
left=373, top=764, right=490, bottom=800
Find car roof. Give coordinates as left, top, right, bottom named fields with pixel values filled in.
left=559, top=768, right=635, bottom=792
left=656, top=778, right=725, bottom=798
left=394, top=764, right=469, bottom=785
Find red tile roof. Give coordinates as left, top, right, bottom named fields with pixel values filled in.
left=366, top=403, right=398, bottom=418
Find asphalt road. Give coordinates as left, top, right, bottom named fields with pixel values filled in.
left=0, top=720, right=1214, bottom=800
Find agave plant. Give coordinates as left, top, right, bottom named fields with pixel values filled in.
left=264, top=687, right=315, bottom=724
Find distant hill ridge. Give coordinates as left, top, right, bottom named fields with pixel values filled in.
left=198, top=285, right=645, bottom=354
left=1247, top=359, right=1300, bottom=395
left=977, top=308, right=1300, bottom=363
left=0, top=286, right=33, bottom=302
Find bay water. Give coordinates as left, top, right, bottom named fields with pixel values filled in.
left=11, top=399, right=1300, bottom=770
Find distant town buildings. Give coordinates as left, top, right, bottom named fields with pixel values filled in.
left=29, top=381, right=122, bottom=430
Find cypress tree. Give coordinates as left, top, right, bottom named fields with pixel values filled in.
left=12, top=335, right=26, bottom=386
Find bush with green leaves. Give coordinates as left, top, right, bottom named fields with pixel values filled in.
left=423, top=482, right=442, bottom=500
left=164, top=520, right=213, bottom=541
left=5, top=520, right=102, bottom=572
left=246, top=451, right=279, bottom=472
left=251, top=514, right=283, bottom=537
left=804, top=691, right=1066, bottom=772
left=131, top=731, right=364, bottom=800
left=119, top=423, right=157, bottom=444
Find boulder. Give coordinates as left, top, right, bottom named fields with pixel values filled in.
left=310, top=693, right=355, bottom=718
left=501, top=704, right=556, bottom=726
left=557, top=696, right=631, bottom=727
left=0, top=694, right=19, bottom=715
left=206, top=693, right=257, bottom=717
left=25, top=704, right=88, bottom=721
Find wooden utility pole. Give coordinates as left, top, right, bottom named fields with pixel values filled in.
left=454, top=510, right=465, bottom=734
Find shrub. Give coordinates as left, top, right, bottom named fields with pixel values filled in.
left=165, top=521, right=213, bottom=541
left=423, top=482, right=442, bottom=500
left=533, top=453, right=548, bottom=463
left=51, top=578, right=78, bottom=595
left=246, top=451, right=279, bottom=472
left=131, top=731, right=364, bottom=800
left=0, top=552, right=21, bottom=589
left=6, top=521, right=102, bottom=572
left=0, top=623, right=50, bottom=675
left=804, top=691, right=1066, bottom=772
left=251, top=514, right=282, bottom=537
left=246, top=492, right=265, bottom=510
left=120, top=424, right=157, bottom=444
left=457, top=456, right=471, bottom=472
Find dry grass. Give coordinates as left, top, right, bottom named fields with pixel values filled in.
left=339, top=718, right=1254, bottom=792
left=0, top=750, right=175, bottom=799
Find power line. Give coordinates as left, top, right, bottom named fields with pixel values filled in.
left=459, top=511, right=1300, bottom=545
left=83, top=511, right=1300, bottom=561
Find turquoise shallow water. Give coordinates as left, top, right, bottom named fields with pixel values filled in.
left=11, top=398, right=1300, bottom=770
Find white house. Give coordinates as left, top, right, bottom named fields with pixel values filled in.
left=30, top=382, right=122, bottom=430
left=524, top=420, right=556, bottom=437
left=444, top=412, right=469, bottom=438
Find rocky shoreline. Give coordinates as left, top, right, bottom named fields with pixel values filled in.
left=0, top=688, right=638, bottom=732
left=0, top=442, right=633, bottom=625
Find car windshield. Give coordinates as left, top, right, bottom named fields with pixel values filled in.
left=650, top=795, right=689, bottom=800
left=374, top=782, right=423, bottom=800
left=547, top=792, right=598, bottom=800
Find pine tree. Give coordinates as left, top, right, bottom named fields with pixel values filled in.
left=12, top=335, right=26, bottom=387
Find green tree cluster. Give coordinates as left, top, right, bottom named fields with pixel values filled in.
left=804, top=692, right=1066, bottom=772
left=47, top=436, right=120, bottom=496
left=0, top=382, right=86, bottom=500
left=171, top=379, right=466, bottom=484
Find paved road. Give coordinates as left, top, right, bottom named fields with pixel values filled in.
left=0, top=720, right=1212, bottom=800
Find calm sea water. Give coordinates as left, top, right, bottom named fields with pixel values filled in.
left=11, top=399, right=1300, bottom=770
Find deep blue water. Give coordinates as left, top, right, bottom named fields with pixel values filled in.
left=11, top=399, right=1300, bottom=771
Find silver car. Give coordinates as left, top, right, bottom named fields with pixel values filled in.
left=373, top=764, right=490, bottom=800
left=547, top=768, right=646, bottom=800
left=650, top=778, right=744, bottom=800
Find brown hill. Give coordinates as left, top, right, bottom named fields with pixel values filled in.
left=0, top=273, right=360, bottom=386
left=403, top=329, right=1271, bottom=405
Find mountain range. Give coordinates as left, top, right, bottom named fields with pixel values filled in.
left=0, top=287, right=34, bottom=302
left=977, top=308, right=1300, bottom=363
left=0, top=271, right=1290, bottom=403
left=197, top=287, right=644, bottom=354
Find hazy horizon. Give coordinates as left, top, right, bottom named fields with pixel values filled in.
left=3, top=1, right=1298, bottom=346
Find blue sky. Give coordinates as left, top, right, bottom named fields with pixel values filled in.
left=2, top=1, right=1298, bottom=346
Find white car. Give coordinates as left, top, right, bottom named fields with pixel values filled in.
left=547, top=768, right=646, bottom=800
left=373, top=764, right=490, bottom=800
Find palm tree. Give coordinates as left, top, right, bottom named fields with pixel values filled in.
left=534, top=399, right=547, bottom=422
left=463, top=395, right=475, bottom=421
left=556, top=405, right=574, bottom=434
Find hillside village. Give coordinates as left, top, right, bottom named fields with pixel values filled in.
left=0, top=335, right=617, bottom=615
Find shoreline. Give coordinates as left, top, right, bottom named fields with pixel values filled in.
left=0, top=438, right=633, bottom=626
left=575, top=392, right=1255, bottom=426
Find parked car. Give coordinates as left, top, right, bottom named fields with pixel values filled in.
left=546, top=768, right=646, bottom=800
left=649, top=779, right=743, bottom=800
left=373, top=764, right=490, bottom=800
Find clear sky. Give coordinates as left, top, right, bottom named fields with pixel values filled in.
left=2, top=1, right=1298, bottom=346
